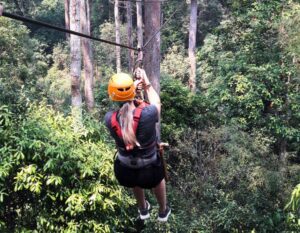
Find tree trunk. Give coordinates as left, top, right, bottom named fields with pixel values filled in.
left=278, top=70, right=292, bottom=170
left=144, top=0, right=161, bottom=138
left=70, top=0, right=82, bottom=116
left=114, top=0, right=121, bottom=73
left=0, top=4, right=3, bottom=16
left=126, top=0, right=134, bottom=72
left=279, top=138, right=287, bottom=164
left=188, top=0, right=198, bottom=93
left=136, top=1, right=143, bottom=49
left=80, top=0, right=94, bottom=111
left=144, top=0, right=161, bottom=94
left=65, top=0, right=70, bottom=40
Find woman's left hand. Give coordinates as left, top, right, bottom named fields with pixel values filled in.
left=134, top=79, right=143, bottom=90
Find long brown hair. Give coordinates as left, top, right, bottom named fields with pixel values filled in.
left=119, top=102, right=140, bottom=147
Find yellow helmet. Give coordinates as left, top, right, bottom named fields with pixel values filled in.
left=108, top=73, right=135, bottom=101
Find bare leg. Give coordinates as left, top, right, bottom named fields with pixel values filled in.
left=152, top=179, right=167, bottom=213
left=133, top=187, right=146, bottom=209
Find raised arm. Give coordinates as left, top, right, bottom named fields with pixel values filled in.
left=140, top=69, right=161, bottom=114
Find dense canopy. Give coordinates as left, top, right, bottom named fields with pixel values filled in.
left=0, top=0, right=299, bottom=232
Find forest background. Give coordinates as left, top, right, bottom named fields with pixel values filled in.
left=0, top=0, right=300, bottom=232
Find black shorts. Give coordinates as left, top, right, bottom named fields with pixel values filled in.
left=114, top=155, right=165, bottom=189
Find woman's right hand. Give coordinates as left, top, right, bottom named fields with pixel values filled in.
left=136, top=68, right=160, bottom=113
left=134, top=68, right=142, bottom=80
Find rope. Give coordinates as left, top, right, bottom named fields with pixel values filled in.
left=0, top=10, right=139, bottom=51
left=142, top=0, right=186, bottom=50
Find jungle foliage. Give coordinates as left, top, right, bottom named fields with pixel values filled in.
left=0, top=0, right=300, bottom=232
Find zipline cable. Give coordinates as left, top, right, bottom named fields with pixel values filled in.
left=0, top=2, right=185, bottom=52
left=0, top=6, right=139, bottom=51
left=142, top=0, right=185, bottom=50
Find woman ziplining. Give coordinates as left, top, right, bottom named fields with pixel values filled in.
left=0, top=1, right=185, bottom=223
left=104, top=68, right=171, bottom=222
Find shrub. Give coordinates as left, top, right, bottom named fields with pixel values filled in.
left=0, top=104, right=134, bottom=232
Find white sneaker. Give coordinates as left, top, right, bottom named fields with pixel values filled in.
left=157, top=206, right=171, bottom=222
left=138, top=200, right=151, bottom=220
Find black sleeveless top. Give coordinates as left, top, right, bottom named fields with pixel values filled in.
left=105, top=104, right=158, bottom=157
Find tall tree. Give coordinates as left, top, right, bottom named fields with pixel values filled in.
left=144, top=0, right=161, bottom=138
left=136, top=0, right=143, bottom=49
left=144, top=0, right=161, bottom=94
left=114, top=0, right=121, bottom=72
left=81, top=0, right=94, bottom=111
left=65, top=0, right=70, bottom=39
left=70, top=0, right=82, bottom=116
left=126, top=0, right=134, bottom=72
left=188, top=0, right=198, bottom=93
